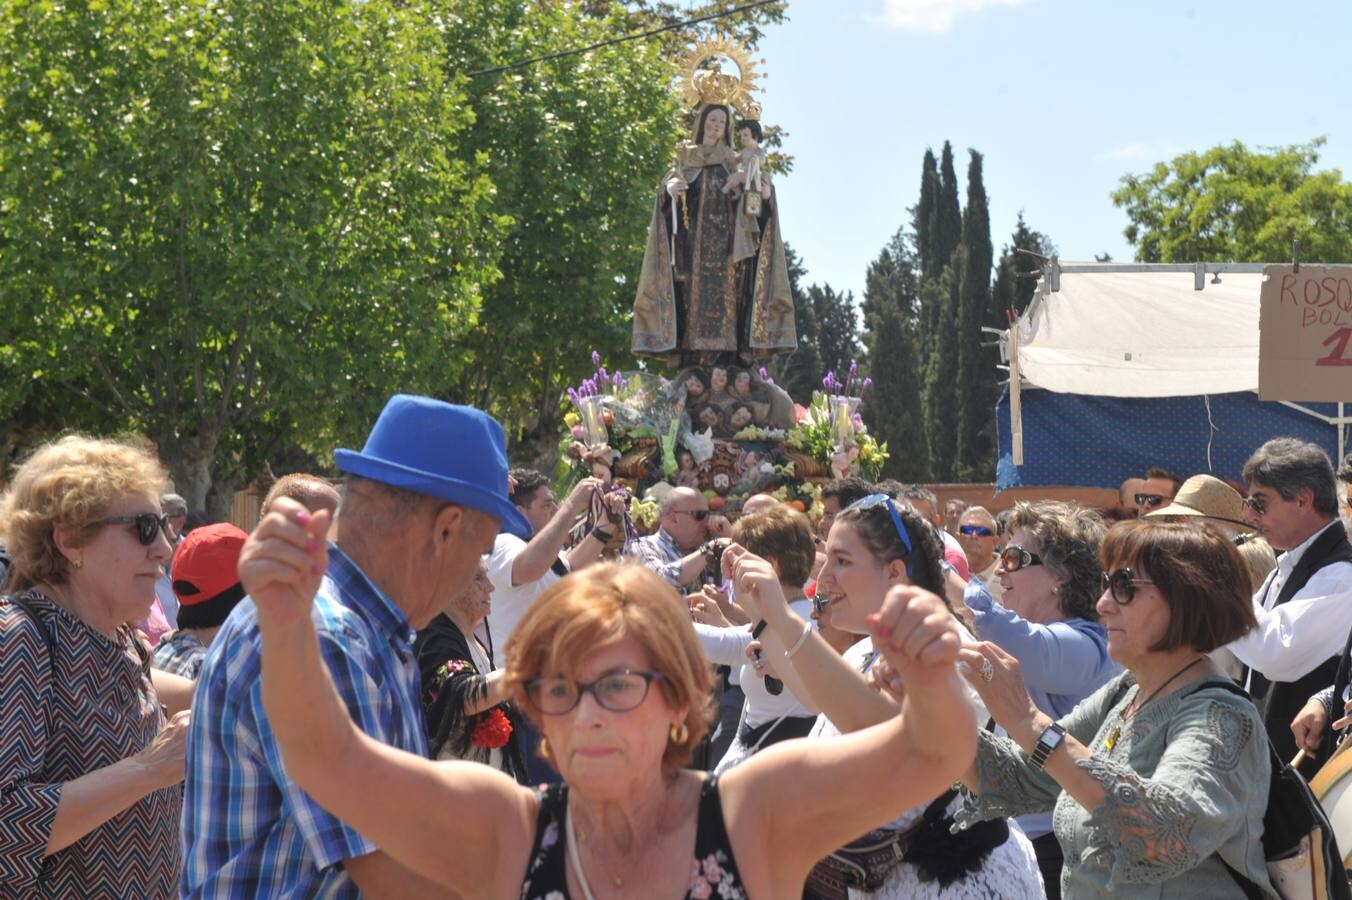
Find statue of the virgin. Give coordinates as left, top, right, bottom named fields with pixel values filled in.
left=631, top=43, right=795, bottom=366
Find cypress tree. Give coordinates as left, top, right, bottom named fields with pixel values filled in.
left=956, top=149, right=993, bottom=479
left=921, top=250, right=963, bottom=481
left=914, top=149, right=939, bottom=281
left=860, top=229, right=927, bottom=480
left=924, top=141, right=963, bottom=343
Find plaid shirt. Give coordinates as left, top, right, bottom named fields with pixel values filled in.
left=626, top=528, right=688, bottom=589
left=151, top=629, right=207, bottom=679
left=181, top=544, right=428, bottom=899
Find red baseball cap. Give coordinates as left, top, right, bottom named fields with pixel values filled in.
left=172, top=523, right=248, bottom=607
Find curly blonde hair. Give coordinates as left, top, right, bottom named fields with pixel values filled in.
left=0, top=435, right=169, bottom=588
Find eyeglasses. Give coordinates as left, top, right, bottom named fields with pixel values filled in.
left=958, top=524, right=995, bottom=537
left=1134, top=493, right=1168, bottom=509
left=100, top=513, right=171, bottom=546
left=672, top=509, right=710, bottom=522
left=998, top=545, right=1042, bottom=572
left=846, top=493, right=914, bottom=577
left=1242, top=494, right=1268, bottom=516
left=1101, top=568, right=1155, bottom=605
left=524, top=669, right=665, bottom=715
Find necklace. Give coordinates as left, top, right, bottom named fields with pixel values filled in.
left=566, top=802, right=623, bottom=899
left=1104, top=657, right=1206, bottom=751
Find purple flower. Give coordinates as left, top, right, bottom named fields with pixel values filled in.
left=591, top=350, right=601, bottom=367
left=598, top=367, right=608, bottom=383
left=758, top=367, right=769, bottom=380
left=849, top=360, right=858, bottom=378
left=862, top=377, right=873, bottom=391
left=852, top=413, right=863, bottom=427
left=822, top=375, right=832, bottom=390
left=659, top=377, right=671, bottom=389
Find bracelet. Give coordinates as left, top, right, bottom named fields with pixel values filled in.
left=785, top=621, right=813, bottom=659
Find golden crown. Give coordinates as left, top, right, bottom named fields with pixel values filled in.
left=677, top=36, right=763, bottom=120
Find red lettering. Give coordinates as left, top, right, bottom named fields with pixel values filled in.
left=1316, top=327, right=1352, bottom=367
left=1322, top=277, right=1338, bottom=307
left=1280, top=273, right=1298, bottom=306
left=1304, top=279, right=1323, bottom=305
left=1303, top=307, right=1318, bottom=327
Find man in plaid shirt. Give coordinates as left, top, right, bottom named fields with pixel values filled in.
left=181, top=397, right=530, bottom=898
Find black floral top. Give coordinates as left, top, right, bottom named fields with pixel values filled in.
left=413, top=613, right=527, bottom=782
left=519, top=775, right=748, bottom=900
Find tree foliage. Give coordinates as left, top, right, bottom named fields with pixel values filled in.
left=810, top=283, right=861, bottom=381
left=765, top=244, right=823, bottom=403
left=859, top=230, right=926, bottom=480
left=955, top=150, right=992, bottom=480
left=1112, top=138, right=1352, bottom=263
left=0, top=0, right=503, bottom=508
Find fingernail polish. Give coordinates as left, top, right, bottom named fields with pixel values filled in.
left=296, top=511, right=311, bottom=526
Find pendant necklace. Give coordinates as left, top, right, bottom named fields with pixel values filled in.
left=1104, top=657, right=1205, bottom=751
left=567, top=802, right=623, bottom=899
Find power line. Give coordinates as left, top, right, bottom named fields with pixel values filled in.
left=466, top=0, right=779, bottom=78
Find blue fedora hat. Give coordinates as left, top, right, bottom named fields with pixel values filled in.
left=334, top=395, right=531, bottom=539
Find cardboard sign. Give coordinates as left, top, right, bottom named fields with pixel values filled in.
left=1258, top=264, right=1352, bottom=402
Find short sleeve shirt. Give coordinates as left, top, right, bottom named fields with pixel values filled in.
left=181, top=544, right=428, bottom=899
left=485, top=533, right=562, bottom=669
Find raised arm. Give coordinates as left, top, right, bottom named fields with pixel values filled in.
left=243, top=500, right=535, bottom=896
left=964, top=580, right=1112, bottom=693
left=722, top=586, right=975, bottom=895
left=724, top=545, right=896, bottom=732
left=512, top=478, right=599, bottom=586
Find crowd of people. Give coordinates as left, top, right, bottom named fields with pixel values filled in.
left=3, top=392, right=1352, bottom=899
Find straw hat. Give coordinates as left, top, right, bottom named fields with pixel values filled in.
left=1144, top=475, right=1253, bottom=530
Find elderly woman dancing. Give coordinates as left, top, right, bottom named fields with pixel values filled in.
left=0, top=436, right=193, bottom=898
left=240, top=499, right=976, bottom=898
left=955, top=519, right=1275, bottom=898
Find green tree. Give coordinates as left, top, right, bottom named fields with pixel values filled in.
left=435, top=2, right=684, bottom=467
left=1112, top=138, right=1352, bottom=262
left=765, top=245, right=823, bottom=404
left=914, top=149, right=940, bottom=280
left=860, top=230, right=927, bottom=480
left=955, top=150, right=994, bottom=480
left=0, top=0, right=502, bottom=512
left=922, top=252, right=963, bottom=481
left=990, top=212, right=1056, bottom=330
left=810, top=284, right=861, bottom=380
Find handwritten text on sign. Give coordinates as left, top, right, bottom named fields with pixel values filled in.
left=1259, top=265, right=1352, bottom=402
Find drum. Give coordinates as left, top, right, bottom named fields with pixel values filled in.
left=1310, top=739, right=1352, bottom=868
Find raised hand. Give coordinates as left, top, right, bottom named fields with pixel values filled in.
left=563, top=476, right=603, bottom=516
left=238, top=496, right=332, bottom=633
left=722, top=544, right=787, bottom=624
left=957, top=641, right=1042, bottom=742
left=867, top=585, right=961, bottom=691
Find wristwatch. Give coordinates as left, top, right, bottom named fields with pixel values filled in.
left=1029, top=722, right=1067, bottom=771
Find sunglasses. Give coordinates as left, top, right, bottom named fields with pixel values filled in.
left=846, top=493, right=914, bottom=577
left=1101, top=568, right=1155, bottom=605
left=958, top=524, right=995, bottom=537
left=1133, top=493, right=1167, bottom=509
left=673, top=509, right=710, bottom=522
left=100, top=513, right=172, bottom=546
left=998, top=545, right=1042, bottom=572
left=524, top=670, right=665, bottom=715
left=1242, top=495, right=1268, bottom=516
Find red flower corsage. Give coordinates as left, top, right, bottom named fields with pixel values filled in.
left=471, top=707, right=513, bottom=749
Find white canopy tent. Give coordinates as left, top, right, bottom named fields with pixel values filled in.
left=1000, top=261, right=1349, bottom=464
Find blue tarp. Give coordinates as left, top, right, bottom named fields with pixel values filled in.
left=995, top=387, right=1347, bottom=491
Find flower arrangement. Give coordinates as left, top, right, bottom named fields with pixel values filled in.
left=784, top=362, right=888, bottom=481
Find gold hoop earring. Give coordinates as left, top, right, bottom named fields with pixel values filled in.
left=670, top=722, right=689, bottom=745
left=538, top=737, right=551, bottom=760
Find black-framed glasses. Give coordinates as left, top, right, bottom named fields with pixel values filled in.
left=1102, top=568, right=1155, bottom=605
left=998, top=545, right=1042, bottom=572
left=1134, top=493, right=1167, bottom=509
left=100, top=513, right=171, bottom=546
left=524, top=669, right=665, bottom=715
left=1242, top=494, right=1269, bottom=516
left=673, top=509, right=710, bottom=522
left=846, top=493, right=914, bottom=577
left=958, top=524, right=995, bottom=537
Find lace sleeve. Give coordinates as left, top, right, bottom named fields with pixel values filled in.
left=953, top=730, right=1061, bottom=829
left=1068, top=691, right=1268, bottom=888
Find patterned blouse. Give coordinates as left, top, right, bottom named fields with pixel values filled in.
left=956, top=672, right=1276, bottom=898
left=0, top=590, right=181, bottom=899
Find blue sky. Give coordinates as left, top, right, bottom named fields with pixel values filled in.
left=755, top=0, right=1352, bottom=301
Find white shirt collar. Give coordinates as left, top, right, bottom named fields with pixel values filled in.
left=1276, top=519, right=1344, bottom=577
